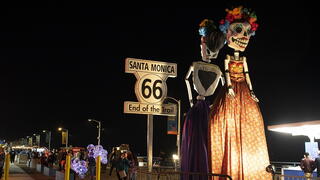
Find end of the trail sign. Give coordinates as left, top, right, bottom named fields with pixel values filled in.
left=124, top=101, right=177, bottom=116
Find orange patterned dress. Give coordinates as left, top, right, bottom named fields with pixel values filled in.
left=208, top=59, right=271, bottom=180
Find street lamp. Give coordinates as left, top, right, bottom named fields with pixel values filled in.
left=58, top=127, right=68, bottom=148
left=164, top=96, right=181, bottom=169
left=88, top=119, right=101, bottom=145
left=42, top=130, right=51, bottom=151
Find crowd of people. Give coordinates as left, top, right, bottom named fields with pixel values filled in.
left=3, top=148, right=68, bottom=170
left=0, top=145, right=139, bottom=180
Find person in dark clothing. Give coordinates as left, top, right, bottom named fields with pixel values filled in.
left=127, top=151, right=138, bottom=180
left=47, top=151, right=55, bottom=168
left=300, top=152, right=316, bottom=180
left=60, top=149, right=67, bottom=171
left=109, top=147, right=119, bottom=176
left=116, top=152, right=130, bottom=180
left=27, top=150, right=32, bottom=167
left=0, top=147, right=5, bottom=179
left=9, top=150, right=15, bottom=164
left=40, top=153, right=48, bottom=166
left=315, top=151, right=320, bottom=178
left=87, top=151, right=96, bottom=180
left=57, top=149, right=63, bottom=170
left=78, top=149, right=85, bottom=161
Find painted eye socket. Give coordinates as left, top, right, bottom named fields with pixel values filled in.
left=235, top=27, right=242, bottom=33
left=234, top=24, right=243, bottom=33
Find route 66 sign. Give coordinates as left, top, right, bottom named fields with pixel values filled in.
left=124, top=58, right=177, bottom=116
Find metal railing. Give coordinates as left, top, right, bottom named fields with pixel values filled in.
left=269, top=162, right=320, bottom=180
left=273, top=174, right=320, bottom=180
left=271, top=161, right=301, bottom=174
left=136, top=169, right=232, bottom=180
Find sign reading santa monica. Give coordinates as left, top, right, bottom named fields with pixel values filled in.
left=124, top=58, right=177, bottom=116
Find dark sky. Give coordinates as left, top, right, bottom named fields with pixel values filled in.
left=1, top=3, right=319, bottom=161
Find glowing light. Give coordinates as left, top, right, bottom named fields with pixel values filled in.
left=87, top=144, right=108, bottom=164
left=172, top=154, right=179, bottom=160
left=87, top=144, right=95, bottom=151
left=138, top=162, right=145, bottom=167
left=268, top=120, right=320, bottom=141
left=71, top=158, right=87, bottom=179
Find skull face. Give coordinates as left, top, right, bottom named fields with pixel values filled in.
left=200, top=30, right=225, bottom=61
left=200, top=42, right=219, bottom=61
left=226, top=22, right=251, bottom=52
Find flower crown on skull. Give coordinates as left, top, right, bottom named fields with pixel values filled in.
left=219, top=6, right=258, bottom=36
left=198, top=19, right=217, bottom=37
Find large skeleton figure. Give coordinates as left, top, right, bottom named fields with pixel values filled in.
left=208, top=6, right=272, bottom=180
left=224, top=22, right=259, bottom=102
left=185, top=19, right=225, bottom=107
left=181, top=19, right=225, bottom=178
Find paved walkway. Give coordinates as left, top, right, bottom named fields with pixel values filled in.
left=7, top=163, right=55, bottom=180
left=5, top=162, right=119, bottom=180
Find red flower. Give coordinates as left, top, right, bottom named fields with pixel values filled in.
left=219, top=19, right=225, bottom=24
left=233, top=13, right=242, bottom=20
left=225, top=13, right=234, bottom=23
left=250, top=22, right=259, bottom=31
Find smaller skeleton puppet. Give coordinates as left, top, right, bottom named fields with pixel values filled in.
left=181, top=19, right=225, bottom=177
left=208, top=6, right=272, bottom=180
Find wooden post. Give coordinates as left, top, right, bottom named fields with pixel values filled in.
left=4, top=153, right=10, bottom=180
left=64, top=154, right=71, bottom=180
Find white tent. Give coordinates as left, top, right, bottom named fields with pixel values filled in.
left=268, top=120, right=320, bottom=142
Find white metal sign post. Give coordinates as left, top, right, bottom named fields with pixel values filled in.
left=124, top=58, right=177, bottom=173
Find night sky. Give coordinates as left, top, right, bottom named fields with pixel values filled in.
left=1, top=3, right=319, bottom=162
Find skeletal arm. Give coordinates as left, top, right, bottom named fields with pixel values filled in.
left=243, top=57, right=259, bottom=102
left=220, top=74, right=225, bottom=86
left=185, top=65, right=194, bottom=107
left=224, top=55, right=235, bottom=97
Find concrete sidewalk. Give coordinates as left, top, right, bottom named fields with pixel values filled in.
left=6, top=162, right=120, bottom=180
left=8, top=163, right=54, bottom=180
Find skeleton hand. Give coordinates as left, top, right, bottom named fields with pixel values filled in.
left=250, top=90, right=259, bottom=102
left=227, top=86, right=235, bottom=98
